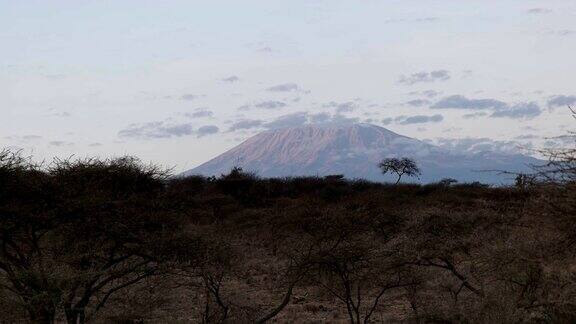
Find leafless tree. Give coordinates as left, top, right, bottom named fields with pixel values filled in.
left=299, top=208, right=415, bottom=324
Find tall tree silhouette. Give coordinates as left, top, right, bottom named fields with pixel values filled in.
left=378, top=157, right=421, bottom=184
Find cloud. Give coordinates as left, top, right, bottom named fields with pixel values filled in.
left=432, top=138, right=526, bottom=155
left=254, top=100, right=287, bottom=109
left=462, top=112, right=488, bottom=119
left=382, top=117, right=393, bottom=125
left=547, top=95, right=576, bottom=108
left=327, top=114, right=360, bottom=125
left=196, top=125, right=219, bottom=137
left=398, top=70, right=450, bottom=85
left=266, top=83, right=299, bottom=92
left=490, top=102, right=541, bottom=119
left=88, top=143, right=102, bottom=147
left=180, top=94, right=198, bottom=101
left=308, top=112, right=359, bottom=125
left=222, top=76, right=240, bottom=83
left=404, top=99, right=431, bottom=107
left=309, top=112, right=331, bottom=123
left=228, top=119, right=263, bottom=131
left=514, top=134, right=539, bottom=140
left=443, top=127, right=462, bottom=133
left=119, top=122, right=194, bottom=139
left=186, top=108, right=214, bottom=118
left=432, top=95, right=507, bottom=110
left=228, top=112, right=359, bottom=132
left=408, top=90, right=441, bottom=98
left=527, top=8, right=552, bottom=14
left=323, top=101, right=357, bottom=112
left=434, top=96, right=540, bottom=119
left=248, top=112, right=361, bottom=131
left=264, top=112, right=309, bottom=129
left=118, top=121, right=221, bottom=139
left=49, top=141, right=74, bottom=147
left=398, top=114, right=443, bottom=125
left=5, top=135, right=42, bottom=141
left=22, top=135, right=41, bottom=140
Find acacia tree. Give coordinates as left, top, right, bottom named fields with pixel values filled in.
left=378, top=158, right=421, bottom=184
left=0, top=150, right=54, bottom=322
left=0, top=154, right=204, bottom=323
left=176, top=233, right=314, bottom=324
left=312, top=237, right=414, bottom=324
left=299, top=207, right=415, bottom=324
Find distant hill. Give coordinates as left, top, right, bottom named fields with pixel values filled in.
left=183, top=123, right=541, bottom=184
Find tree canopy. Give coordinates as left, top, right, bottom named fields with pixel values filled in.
left=378, top=157, right=421, bottom=184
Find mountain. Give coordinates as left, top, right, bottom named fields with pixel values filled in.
left=183, top=123, right=540, bottom=184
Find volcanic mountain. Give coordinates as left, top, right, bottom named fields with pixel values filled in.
left=183, top=124, right=539, bottom=184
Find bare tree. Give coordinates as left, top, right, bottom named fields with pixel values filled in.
left=312, top=240, right=414, bottom=324
left=174, top=234, right=313, bottom=324
left=378, top=158, right=421, bottom=184
left=298, top=207, right=415, bottom=324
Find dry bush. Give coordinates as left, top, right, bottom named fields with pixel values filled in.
left=1, top=149, right=576, bottom=323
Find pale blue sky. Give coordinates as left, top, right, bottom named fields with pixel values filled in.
left=2, top=0, right=575, bottom=171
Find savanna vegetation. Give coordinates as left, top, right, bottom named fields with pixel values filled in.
left=0, top=132, right=575, bottom=323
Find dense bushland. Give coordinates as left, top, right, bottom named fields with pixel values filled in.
left=0, top=149, right=575, bottom=323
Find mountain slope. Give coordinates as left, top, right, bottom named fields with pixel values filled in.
left=184, top=124, right=540, bottom=184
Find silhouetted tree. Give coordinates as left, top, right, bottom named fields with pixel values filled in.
left=439, top=178, right=458, bottom=187
left=378, top=158, right=421, bottom=184
left=0, top=155, right=204, bottom=323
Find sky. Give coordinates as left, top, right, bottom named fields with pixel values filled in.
left=2, top=0, right=576, bottom=172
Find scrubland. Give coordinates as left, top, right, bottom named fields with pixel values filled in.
left=0, top=150, right=575, bottom=323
